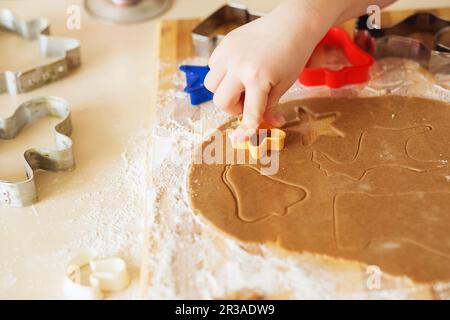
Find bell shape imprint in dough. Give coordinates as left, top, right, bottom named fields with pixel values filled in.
left=225, top=165, right=307, bottom=223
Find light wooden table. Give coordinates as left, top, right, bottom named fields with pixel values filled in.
left=0, top=0, right=447, bottom=299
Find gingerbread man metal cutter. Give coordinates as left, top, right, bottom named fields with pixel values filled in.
left=0, top=8, right=81, bottom=94
left=0, top=97, right=75, bottom=207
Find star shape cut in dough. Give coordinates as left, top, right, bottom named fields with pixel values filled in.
left=302, top=112, right=344, bottom=146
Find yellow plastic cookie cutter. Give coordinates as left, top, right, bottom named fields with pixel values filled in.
left=231, top=124, right=287, bottom=159
left=0, top=97, right=74, bottom=207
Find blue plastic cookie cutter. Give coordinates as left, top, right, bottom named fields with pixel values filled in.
left=179, top=65, right=213, bottom=105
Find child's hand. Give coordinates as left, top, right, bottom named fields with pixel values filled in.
left=204, top=0, right=331, bottom=140
left=204, top=0, right=395, bottom=140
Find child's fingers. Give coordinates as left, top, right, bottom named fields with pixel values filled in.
left=204, top=68, right=225, bottom=93
left=267, top=79, right=296, bottom=108
left=241, top=85, right=268, bottom=130
left=230, top=124, right=256, bottom=143
left=263, top=109, right=286, bottom=128
left=208, top=38, right=229, bottom=70
left=212, top=75, right=244, bottom=115
left=230, top=97, right=244, bottom=116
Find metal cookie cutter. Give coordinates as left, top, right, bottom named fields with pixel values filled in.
left=231, top=127, right=286, bottom=160
left=192, top=3, right=262, bottom=57
left=0, top=97, right=74, bottom=207
left=0, top=9, right=81, bottom=95
left=436, top=26, right=450, bottom=52
left=354, top=12, right=450, bottom=74
left=64, top=250, right=130, bottom=300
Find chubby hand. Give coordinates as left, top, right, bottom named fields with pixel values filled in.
left=204, top=0, right=395, bottom=141
left=204, top=0, right=329, bottom=141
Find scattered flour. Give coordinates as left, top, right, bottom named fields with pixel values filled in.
left=58, top=130, right=151, bottom=299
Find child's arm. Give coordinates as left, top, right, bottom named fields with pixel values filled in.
left=204, top=0, right=395, bottom=140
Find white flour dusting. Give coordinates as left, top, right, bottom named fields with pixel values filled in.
left=65, top=130, right=150, bottom=299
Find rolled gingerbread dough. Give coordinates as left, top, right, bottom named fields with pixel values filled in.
left=188, top=96, right=450, bottom=283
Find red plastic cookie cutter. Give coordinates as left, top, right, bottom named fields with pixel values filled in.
left=299, top=27, right=374, bottom=88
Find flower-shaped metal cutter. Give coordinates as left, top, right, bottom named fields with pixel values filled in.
left=0, top=9, right=81, bottom=94
left=0, top=97, right=75, bottom=207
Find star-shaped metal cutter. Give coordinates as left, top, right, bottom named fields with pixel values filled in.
left=0, top=97, right=74, bottom=207
left=0, top=9, right=81, bottom=94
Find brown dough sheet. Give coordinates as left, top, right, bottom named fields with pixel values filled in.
left=188, top=96, right=450, bottom=283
